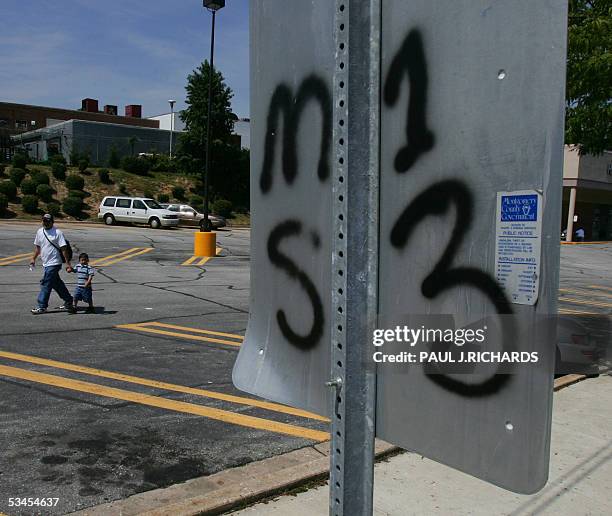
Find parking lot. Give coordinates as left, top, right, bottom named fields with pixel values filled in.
left=0, top=221, right=610, bottom=515
left=0, top=221, right=327, bottom=515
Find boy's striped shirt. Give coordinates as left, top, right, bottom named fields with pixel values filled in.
left=75, top=264, right=94, bottom=287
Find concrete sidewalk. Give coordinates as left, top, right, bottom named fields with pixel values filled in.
left=234, top=375, right=611, bottom=516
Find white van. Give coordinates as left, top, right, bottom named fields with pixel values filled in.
left=98, top=197, right=180, bottom=229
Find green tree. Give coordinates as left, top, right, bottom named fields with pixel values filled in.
left=565, top=0, right=612, bottom=154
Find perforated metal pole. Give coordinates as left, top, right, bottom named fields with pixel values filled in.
left=329, top=1, right=380, bottom=514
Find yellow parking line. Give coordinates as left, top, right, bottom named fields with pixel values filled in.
left=559, top=297, right=612, bottom=308
left=559, top=288, right=612, bottom=300
left=197, top=256, right=211, bottom=266
left=559, top=309, right=605, bottom=316
left=101, top=247, right=154, bottom=266
left=116, top=323, right=242, bottom=347
left=0, top=350, right=327, bottom=422
left=0, top=365, right=328, bottom=441
left=90, top=247, right=142, bottom=266
left=0, top=252, right=31, bottom=266
left=589, top=285, right=612, bottom=293
left=181, top=255, right=199, bottom=266
left=140, top=322, right=244, bottom=341
left=182, top=247, right=223, bottom=266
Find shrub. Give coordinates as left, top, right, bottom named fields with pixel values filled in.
left=150, top=154, right=176, bottom=172
left=0, top=180, right=17, bottom=200
left=31, top=171, right=50, bottom=186
left=78, top=158, right=89, bottom=173
left=65, top=174, right=85, bottom=190
left=50, top=154, right=66, bottom=165
left=118, top=183, right=128, bottom=195
left=20, top=179, right=37, bottom=195
left=190, top=195, right=203, bottom=208
left=98, top=168, right=112, bottom=184
left=212, top=199, right=233, bottom=218
left=143, top=189, right=155, bottom=200
left=157, top=193, right=169, bottom=203
left=12, top=154, right=27, bottom=170
left=46, top=201, right=61, bottom=217
left=172, top=185, right=185, bottom=200
left=121, top=156, right=150, bottom=176
left=51, top=162, right=67, bottom=181
left=62, top=196, right=82, bottom=217
left=9, top=168, right=27, bottom=186
left=0, top=193, right=8, bottom=211
left=68, top=189, right=87, bottom=199
left=22, top=195, right=39, bottom=214
left=108, top=146, right=121, bottom=168
left=36, top=184, right=53, bottom=202
left=0, top=164, right=5, bottom=177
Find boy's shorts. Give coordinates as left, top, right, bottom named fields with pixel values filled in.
left=74, top=286, right=93, bottom=304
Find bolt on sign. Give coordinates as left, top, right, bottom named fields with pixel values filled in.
left=234, top=0, right=567, bottom=496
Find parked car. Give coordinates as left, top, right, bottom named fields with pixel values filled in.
left=555, top=316, right=602, bottom=376
left=98, top=197, right=180, bottom=229
left=160, top=204, right=226, bottom=229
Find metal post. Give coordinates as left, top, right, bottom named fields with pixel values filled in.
left=566, top=186, right=577, bottom=242
left=329, top=1, right=380, bottom=515
left=169, top=101, right=175, bottom=159
left=202, top=10, right=216, bottom=232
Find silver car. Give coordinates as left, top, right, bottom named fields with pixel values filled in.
left=160, top=204, right=226, bottom=229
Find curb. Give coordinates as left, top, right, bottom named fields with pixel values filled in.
left=70, top=440, right=398, bottom=516
left=72, top=376, right=592, bottom=516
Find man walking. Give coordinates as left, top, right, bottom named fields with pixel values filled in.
left=30, top=213, right=75, bottom=314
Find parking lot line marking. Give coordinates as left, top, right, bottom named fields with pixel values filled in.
left=197, top=256, right=211, bottom=265
left=100, top=247, right=154, bottom=266
left=116, top=323, right=242, bottom=346
left=139, top=322, right=244, bottom=341
left=588, top=285, right=612, bottom=293
left=181, top=255, right=199, bottom=266
left=0, top=252, right=31, bottom=265
left=559, top=288, right=612, bottom=300
left=0, top=365, right=328, bottom=441
left=90, top=247, right=142, bottom=266
left=559, top=297, right=612, bottom=308
left=0, top=350, right=328, bottom=422
left=559, top=308, right=604, bottom=316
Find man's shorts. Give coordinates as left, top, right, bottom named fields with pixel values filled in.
left=74, top=286, right=93, bottom=304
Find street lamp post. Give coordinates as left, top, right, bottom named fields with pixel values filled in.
left=168, top=99, right=176, bottom=159
left=201, top=0, right=224, bottom=232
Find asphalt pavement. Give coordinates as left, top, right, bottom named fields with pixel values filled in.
left=0, top=221, right=327, bottom=516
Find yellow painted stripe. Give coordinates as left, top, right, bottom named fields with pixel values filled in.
left=559, top=309, right=605, bottom=316
left=0, top=256, right=31, bottom=266
left=116, top=324, right=242, bottom=347
left=101, top=247, right=154, bottom=266
left=559, top=288, right=612, bottom=300
left=0, top=365, right=328, bottom=441
left=90, top=247, right=141, bottom=265
left=197, top=256, right=211, bottom=266
left=0, top=252, right=31, bottom=263
left=559, top=297, right=612, bottom=308
left=561, top=241, right=611, bottom=245
left=589, top=285, right=612, bottom=293
left=0, top=350, right=327, bottom=422
left=181, top=255, right=199, bottom=266
left=141, top=322, right=244, bottom=340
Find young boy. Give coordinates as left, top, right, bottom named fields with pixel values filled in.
left=72, top=252, right=95, bottom=313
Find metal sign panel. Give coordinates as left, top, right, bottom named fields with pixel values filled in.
left=232, top=0, right=335, bottom=416
left=375, top=0, right=566, bottom=494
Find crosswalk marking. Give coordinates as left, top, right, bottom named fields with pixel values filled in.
left=116, top=321, right=243, bottom=347
left=0, top=364, right=328, bottom=441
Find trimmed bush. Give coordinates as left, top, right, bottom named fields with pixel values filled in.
left=12, top=154, right=27, bottom=170
left=68, top=189, right=87, bottom=199
left=20, top=179, right=37, bottom=195
left=51, top=162, right=67, bottom=181
left=212, top=199, right=233, bottom=218
left=62, top=196, right=82, bottom=217
left=172, top=186, right=185, bottom=200
left=190, top=195, right=203, bottom=208
left=0, top=193, right=8, bottom=211
left=22, top=195, right=39, bottom=214
left=78, top=158, right=89, bottom=173
left=9, top=168, right=27, bottom=186
left=98, top=168, right=112, bottom=184
left=108, top=146, right=121, bottom=168
left=121, top=156, right=150, bottom=176
left=65, top=174, right=85, bottom=190
left=157, top=193, right=169, bottom=203
left=31, top=171, right=50, bottom=186
left=0, top=180, right=17, bottom=200
left=46, top=202, right=61, bottom=217
left=36, top=184, right=53, bottom=202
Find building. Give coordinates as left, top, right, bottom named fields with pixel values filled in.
left=13, top=120, right=180, bottom=166
left=0, top=99, right=158, bottom=160
left=563, top=145, right=612, bottom=241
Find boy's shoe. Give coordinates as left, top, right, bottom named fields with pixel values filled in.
left=31, top=307, right=46, bottom=315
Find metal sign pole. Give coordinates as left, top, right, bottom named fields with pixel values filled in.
left=329, top=1, right=380, bottom=514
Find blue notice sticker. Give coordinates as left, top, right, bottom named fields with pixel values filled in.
left=500, top=194, right=538, bottom=222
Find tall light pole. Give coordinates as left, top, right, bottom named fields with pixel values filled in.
left=201, top=0, right=224, bottom=232
left=168, top=99, right=176, bottom=159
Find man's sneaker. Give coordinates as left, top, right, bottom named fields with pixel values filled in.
left=85, top=307, right=95, bottom=314
left=31, top=307, right=46, bottom=315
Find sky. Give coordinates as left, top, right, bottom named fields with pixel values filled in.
left=1, top=0, right=250, bottom=118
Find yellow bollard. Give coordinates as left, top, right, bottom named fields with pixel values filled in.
left=194, top=231, right=217, bottom=257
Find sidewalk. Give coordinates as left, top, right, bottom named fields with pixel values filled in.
left=233, top=375, right=611, bottom=516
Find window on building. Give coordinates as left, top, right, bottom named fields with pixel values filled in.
left=0, top=119, right=8, bottom=127
left=15, top=120, right=28, bottom=130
